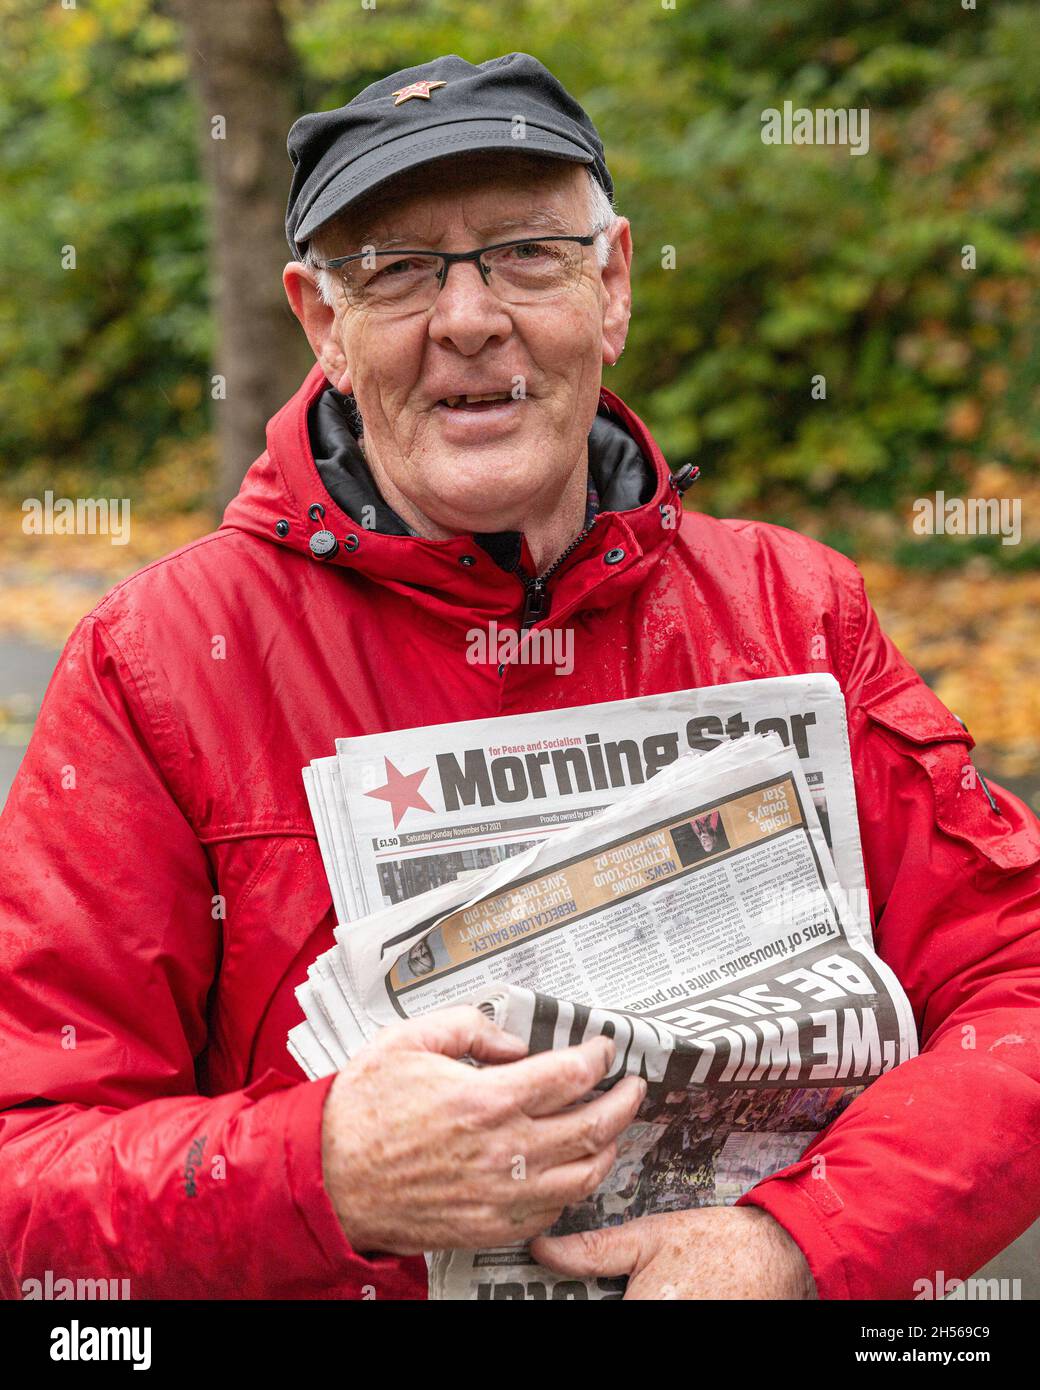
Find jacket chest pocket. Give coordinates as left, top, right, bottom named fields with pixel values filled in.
left=861, top=677, right=1040, bottom=875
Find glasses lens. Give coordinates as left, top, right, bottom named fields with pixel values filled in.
left=336, top=238, right=589, bottom=314
left=342, top=253, right=442, bottom=311
left=483, top=239, right=585, bottom=302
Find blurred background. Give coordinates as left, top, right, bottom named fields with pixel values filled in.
left=0, top=0, right=1038, bottom=1292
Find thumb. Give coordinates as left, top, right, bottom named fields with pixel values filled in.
left=531, top=1222, right=645, bottom=1279
left=374, top=1004, right=529, bottom=1065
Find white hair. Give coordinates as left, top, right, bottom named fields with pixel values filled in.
left=303, top=166, right=618, bottom=307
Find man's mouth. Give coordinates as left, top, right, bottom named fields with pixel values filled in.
left=437, top=391, right=516, bottom=411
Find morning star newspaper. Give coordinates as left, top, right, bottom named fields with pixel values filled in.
left=290, top=708, right=918, bottom=1300
left=303, top=674, right=868, bottom=929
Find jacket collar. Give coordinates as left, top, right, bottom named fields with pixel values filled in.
left=221, top=363, right=680, bottom=630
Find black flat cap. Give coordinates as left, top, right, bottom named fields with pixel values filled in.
left=285, top=52, right=612, bottom=258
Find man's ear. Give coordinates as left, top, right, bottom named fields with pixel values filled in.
left=600, top=219, right=633, bottom=367
left=283, top=263, right=353, bottom=395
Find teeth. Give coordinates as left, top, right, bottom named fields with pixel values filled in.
left=443, top=392, right=512, bottom=407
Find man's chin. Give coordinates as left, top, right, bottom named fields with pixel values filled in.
left=419, top=464, right=544, bottom=534
left=423, top=495, right=529, bottom=535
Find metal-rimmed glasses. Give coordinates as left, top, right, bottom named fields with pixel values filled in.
left=310, top=233, right=601, bottom=315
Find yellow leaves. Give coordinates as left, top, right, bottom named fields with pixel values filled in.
left=945, top=397, right=983, bottom=442
left=0, top=439, right=215, bottom=647
left=0, top=505, right=213, bottom=647
left=170, top=377, right=203, bottom=412
left=861, top=557, right=1040, bottom=780
left=981, top=364, right=1010, bottom=398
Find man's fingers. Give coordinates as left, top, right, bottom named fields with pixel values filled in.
left=373, top=1005, right=528, bottom=1064
left=531, top=1221, right=647, bottom=1278
left=485, top=1036, right=616, bottom=1117
left=529, top=1074, right=646, bottom=1166
left=463, top=1019, right=531, bottom=1065
left=528, top=1139, right=619, bottom=1206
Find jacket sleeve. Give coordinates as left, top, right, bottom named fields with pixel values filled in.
left=738, top=567, right=1040, bottom=1298
left=0, top=612, right=401, bottom=1299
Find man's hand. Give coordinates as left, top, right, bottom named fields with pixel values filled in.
left=531, top=1206, right=817, bottom=1299
left=321, top=1005, right=646, bottom=1256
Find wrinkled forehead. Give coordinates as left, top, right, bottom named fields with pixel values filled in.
left=314, top=151, right=591, bottom=254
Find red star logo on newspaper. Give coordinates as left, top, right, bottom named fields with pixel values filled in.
left=364, top=758, right=435, bottom=829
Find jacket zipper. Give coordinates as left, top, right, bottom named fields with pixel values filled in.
left=517, top=518, right=597, bottom=632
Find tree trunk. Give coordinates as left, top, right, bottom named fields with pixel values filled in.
left=174, top=0, right=312, bottom=511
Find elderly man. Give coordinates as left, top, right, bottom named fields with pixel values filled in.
left=1, top=53, right=1038, bottom=1303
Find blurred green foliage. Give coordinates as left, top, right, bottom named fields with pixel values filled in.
left=0, top=0, right=208, bottom=492
left=1, top=0, right=1037, bottom=518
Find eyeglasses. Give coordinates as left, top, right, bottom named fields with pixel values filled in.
left=311, top=233, right=601, bottom=315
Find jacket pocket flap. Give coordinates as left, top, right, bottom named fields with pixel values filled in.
left=862, top=679, right=973, bottom=747
left=863, top=681, right=1039, bottom=873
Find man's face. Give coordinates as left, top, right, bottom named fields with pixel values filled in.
left=286, top=154, right=631, bottom=534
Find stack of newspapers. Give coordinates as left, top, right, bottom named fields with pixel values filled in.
left=290, top=675, right=917, bottom=1299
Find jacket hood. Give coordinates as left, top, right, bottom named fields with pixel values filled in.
left=221, top=363, right=681, bottom=630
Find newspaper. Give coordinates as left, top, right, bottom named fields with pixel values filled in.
left=303, top=674, right=868, bottom=931
left=290, top=726, right=918, bottom=1299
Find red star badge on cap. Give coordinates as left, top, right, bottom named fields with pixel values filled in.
left=392, top=79, right=448, bottom=106
left=364, top=758, right=435, bottom=828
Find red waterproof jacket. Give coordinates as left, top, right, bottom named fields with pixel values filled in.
left=2, top=364, right=1039, bottom=1301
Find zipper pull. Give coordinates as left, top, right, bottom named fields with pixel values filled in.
left=520, top=578, right=549, bottom=632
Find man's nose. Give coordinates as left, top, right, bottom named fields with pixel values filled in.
left=427, top=260, right=513, bottom=354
